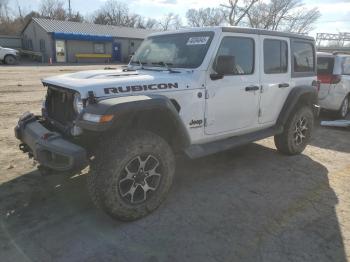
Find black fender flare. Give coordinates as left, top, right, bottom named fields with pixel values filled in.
left=77, top=94, right=191, bottom=149
left=276, top=85, right=319, bottom=128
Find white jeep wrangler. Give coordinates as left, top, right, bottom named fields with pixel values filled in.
left=15, top=27, right=319, bottom=221
left=0, top=46, right=19, bottom=65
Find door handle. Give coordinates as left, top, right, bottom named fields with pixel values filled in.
left=278, top=83, right=289, bottom=88
left=245, top=85, right=260, bottom=92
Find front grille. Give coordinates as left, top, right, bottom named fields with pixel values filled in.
left=46, top=86, right=77, bottom=124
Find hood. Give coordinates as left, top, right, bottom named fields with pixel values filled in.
left=42, top=69, right=199, bottom=99
left=1, top=47, right=17, bottom=53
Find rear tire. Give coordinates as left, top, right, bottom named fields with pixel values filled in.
left=274, top=106, right=314, bottom=155
left=338, top=96, right=349, bottom=119
left=4, top=55, right=17, bottom=65
left=88, top=130, right=175, bottom=221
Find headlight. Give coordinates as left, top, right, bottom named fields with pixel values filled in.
left=73, top=93, right=84, bottom=114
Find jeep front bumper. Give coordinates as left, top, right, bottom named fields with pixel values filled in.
left=15, top=112, right=88, bottom=171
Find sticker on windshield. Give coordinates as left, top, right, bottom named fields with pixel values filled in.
left=186, top=36, right=210, bottom=45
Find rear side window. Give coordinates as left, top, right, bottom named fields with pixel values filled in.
left=342, top=57, right=350, bottom=75
left=214, top=36, right=254, bottom=75
left=264, top=39, right=288, bottom=74
left=317, top=57, right=334, bottom=75
left=292, top=41, right=315, bottom=73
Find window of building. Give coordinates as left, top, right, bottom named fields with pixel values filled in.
left=94, top=43, right=105, bottom=54
left=28, top=39, right=33, bottom=50
left=214, top=37, right=254, bottom=75
left=264, top=39, right=288, bottom=74
left=39, top=39, right=46, bottom=52
left=292, top=41, right=315, bottom=73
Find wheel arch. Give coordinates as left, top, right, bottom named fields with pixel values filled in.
left=4, top=54, right=16, bottom=63
left=277, top=85, right=318, bottom=128
left=78, top=95, right=191, bottom=152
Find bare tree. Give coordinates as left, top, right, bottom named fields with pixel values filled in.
left=186, top=8, right=225, bottom=27
left=40, top=0, right=67, bottom=20
left=246, top=0, right=320, bottom=33
left=93, top=0, right=135, bottom=27
left=221, top=0, right=258, bottom=26
left=0, top=0, right=10, bottom=21
left=159, top=13, right=182, bottom=31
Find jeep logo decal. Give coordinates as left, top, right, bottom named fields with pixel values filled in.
left=189, top=119, right=203, bottom=128
left=104, top=83, right=178, bottom=94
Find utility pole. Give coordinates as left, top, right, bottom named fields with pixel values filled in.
left=68, top=0, right=72, bottom=19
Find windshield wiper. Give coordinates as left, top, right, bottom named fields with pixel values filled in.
left=151, top=61, right=180, bottom=73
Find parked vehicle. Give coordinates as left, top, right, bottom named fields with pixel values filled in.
left=15, top=27, right=319, bottom=221
left=317, top=52, right=350, bottom=118
left=0, top=46, right=19, bottom=65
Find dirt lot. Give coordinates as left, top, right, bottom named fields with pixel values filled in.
left=0, top=65, right=349, bottom=262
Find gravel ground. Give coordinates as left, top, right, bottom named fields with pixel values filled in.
left=0, top=65, right=349, bottom=262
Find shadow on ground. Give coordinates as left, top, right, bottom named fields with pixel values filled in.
left=310, top=114, right=350, bottom=153
left=0, top=144, right=346, bottom=262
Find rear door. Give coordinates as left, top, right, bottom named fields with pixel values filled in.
left=259, top=36, right=291, bottom=124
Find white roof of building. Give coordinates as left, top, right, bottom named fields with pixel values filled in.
left=27, top=18, right=154, bottom=39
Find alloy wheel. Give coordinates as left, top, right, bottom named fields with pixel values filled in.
left=118, top=154, right=162, bottom=204
left=293, top=116, right=308, bottom=146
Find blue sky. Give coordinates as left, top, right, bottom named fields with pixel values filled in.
left=9, top=0, right=350, bottom=35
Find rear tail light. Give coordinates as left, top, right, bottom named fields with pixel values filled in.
left=312, top=80, right=321, bottom=92
left=317, top=74, right=342, bottom=84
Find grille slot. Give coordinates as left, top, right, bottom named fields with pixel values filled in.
left=46, top=87, right=76, bottom=124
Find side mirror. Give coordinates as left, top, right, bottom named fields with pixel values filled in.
left=211, top=55, right=235, bottom=80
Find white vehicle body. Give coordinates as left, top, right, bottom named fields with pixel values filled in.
left=43, top=27, right=317, bottom=145
left=0, top=46, right=18, bottom=64
left=317, top=52, right=350, bottom=117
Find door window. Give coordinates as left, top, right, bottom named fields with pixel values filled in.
left=292, top=41, right=315, bottom=73
left=264, top=39, right=288, bottom=74
left=341, top=57, right=350, bottom=75
left=214, top=37, right=254, bottom=75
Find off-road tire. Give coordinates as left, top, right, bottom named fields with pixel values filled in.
left=87, top=130, right=175, bottom=221
left=4, top=55, right=17, bottom=65
left=338, top=95, right=349, bottom=119
left=274, top=106, right=314, bottom=155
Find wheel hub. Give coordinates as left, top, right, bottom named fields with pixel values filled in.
left=293, top=116, right=308, bottom=146
left=118, top=154, right=161, bottom=204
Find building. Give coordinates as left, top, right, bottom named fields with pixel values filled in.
left=21, top=18, right=154, bottom=63
left=0, top=35, right=22, bottom=49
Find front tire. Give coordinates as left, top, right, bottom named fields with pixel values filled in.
left=88, top=130, right=175, bottom=221
left=4, top=55, right=17, bottom=65
left=274, top=106, right=314, bottom=155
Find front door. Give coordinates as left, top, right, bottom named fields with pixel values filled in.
left=205, top=34, right=260, bottom=135
left=259, top=36, right=291, bottom=124
left=112, top=42, right=122, bottom=62
left=55, top=40, right=66, bottom=63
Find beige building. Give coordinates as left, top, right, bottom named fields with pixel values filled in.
left=22, top=18, right=154, bottom=63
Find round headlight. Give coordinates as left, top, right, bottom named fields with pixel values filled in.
left=73, top=93, right=84, bottom=114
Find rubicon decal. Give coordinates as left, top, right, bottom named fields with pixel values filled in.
left=104, top=83, right=179, bottom=94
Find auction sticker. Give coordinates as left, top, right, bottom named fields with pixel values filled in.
left=186, top=36, right=210, bottom=45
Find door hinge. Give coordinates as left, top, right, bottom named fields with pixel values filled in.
left=258, top=108, right=262, bottom=117
left=260, top=85, right=264, bottom=93
left=204, top=118, right=207, bottom=127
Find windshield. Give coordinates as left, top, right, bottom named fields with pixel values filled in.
left=131, top=32, right=214, bottom=69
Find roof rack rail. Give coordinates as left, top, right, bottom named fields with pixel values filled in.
left=332, top=51, right=350, bottom=55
